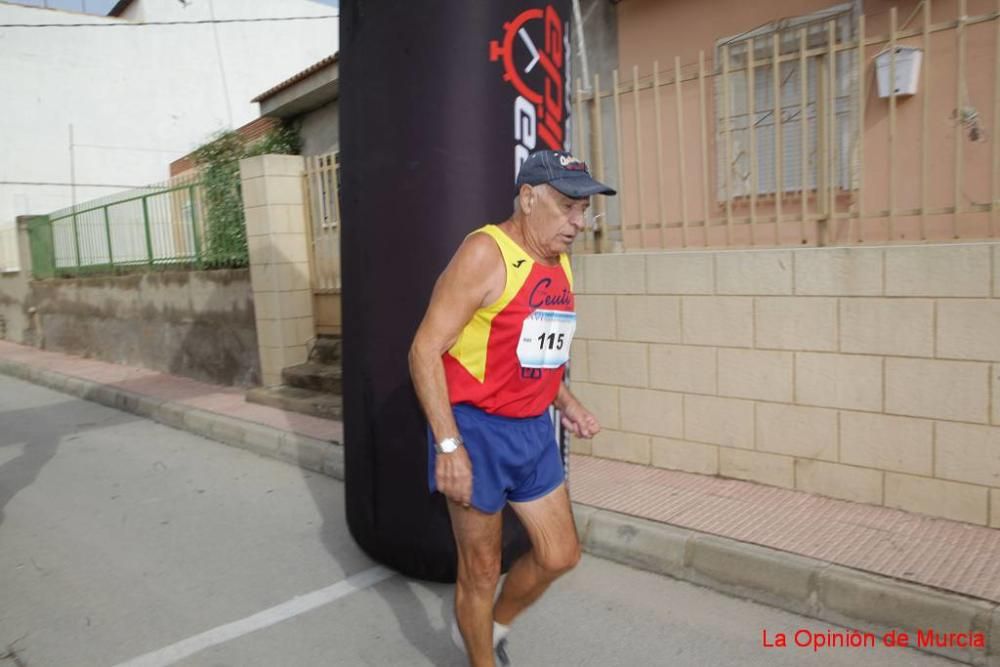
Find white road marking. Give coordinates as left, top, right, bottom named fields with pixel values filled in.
left=113, top=565, right=395, bottom=667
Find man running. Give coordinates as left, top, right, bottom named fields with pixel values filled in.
left=409, top=149, right=616, bottom=666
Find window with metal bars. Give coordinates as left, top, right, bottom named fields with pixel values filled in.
left=714, top=2, right=859, bottom=201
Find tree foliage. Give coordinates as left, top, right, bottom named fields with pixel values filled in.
left=193, top=124, right=300, bottom=266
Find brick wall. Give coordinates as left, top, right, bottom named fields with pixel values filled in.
left=569, top=243, right=1000, bottom=527
left=170, top=116, right=281, bottom=177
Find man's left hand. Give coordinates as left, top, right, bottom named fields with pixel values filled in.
left=560, top=400, right=600, bottom=439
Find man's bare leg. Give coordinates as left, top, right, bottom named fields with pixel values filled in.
left=493, top=484, right=580, bottom=626
left=447, top=500, right=503, bottom=667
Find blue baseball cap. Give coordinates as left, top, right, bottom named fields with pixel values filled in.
left=515, top=149, right=617, bottom=198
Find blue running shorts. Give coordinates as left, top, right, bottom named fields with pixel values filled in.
left=428, top=403, right=565, bottom=514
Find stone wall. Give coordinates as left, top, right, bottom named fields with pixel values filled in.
left=3, top=269, right=259, bottom=387
left=569, top=243, right=1000, bottom=527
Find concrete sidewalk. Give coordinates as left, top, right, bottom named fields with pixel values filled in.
left=0, top=340, right=997, bottom=666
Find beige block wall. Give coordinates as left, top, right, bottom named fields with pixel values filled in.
left=936, top=300, right=1000, bottom=361
left=240, top=154, right=315, bottom=386
left=795, top=460, right=883, bottom=505
left=755, top=297, right=838, bottom=351
left=652, top=438, right=718, bottom=475
left=684, top=394, right=753, bottom=449
left=993, top=364, right=1000, bottom=426
left=571, top=243, right=1000, bottom=527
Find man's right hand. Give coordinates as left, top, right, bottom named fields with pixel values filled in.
left=435, top=446, right=473, bottom=507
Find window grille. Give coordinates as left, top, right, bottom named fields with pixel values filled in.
left=715, top=2, right=859, bottom=200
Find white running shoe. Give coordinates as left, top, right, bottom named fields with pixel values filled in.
left=450, top=617, right=511, bottom=664
left=494, top=637, right=511, bottom=666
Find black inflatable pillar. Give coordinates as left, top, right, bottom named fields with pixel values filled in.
left=340, top=1, right=573, bottom=582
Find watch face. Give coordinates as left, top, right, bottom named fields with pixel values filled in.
left=438, top=438, right=460, bottom=453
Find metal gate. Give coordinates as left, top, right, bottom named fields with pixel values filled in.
left=302, top=152, right=341, bottom=292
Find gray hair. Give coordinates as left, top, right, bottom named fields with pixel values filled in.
left=513, top=183, right=552, bottom=213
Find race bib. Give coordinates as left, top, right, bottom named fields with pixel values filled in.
left=516, top=309, right=576, bottom=369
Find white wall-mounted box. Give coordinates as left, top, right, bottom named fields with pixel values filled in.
left=875, top=46, right=923, bottom=97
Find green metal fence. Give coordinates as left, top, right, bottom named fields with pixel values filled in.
left=26, top=217, right=54, bottom=278
left=33, top=175, right=226, bottom=279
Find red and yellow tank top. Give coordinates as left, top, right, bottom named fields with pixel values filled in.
left=443, top=224, right=575, bottom=418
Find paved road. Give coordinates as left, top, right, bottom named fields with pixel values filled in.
left=0, top=374, right=955, bottom=667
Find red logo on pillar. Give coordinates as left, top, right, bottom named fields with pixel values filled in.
left=490, top=6, right=568, bottom=156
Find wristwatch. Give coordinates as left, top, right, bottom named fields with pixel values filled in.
left=435, top=436, right=463, bottom=454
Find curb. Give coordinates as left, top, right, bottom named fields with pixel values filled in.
left=2, top=358, right=997, bottom=666
left=0, top=357, right=343, bottom=479
left=572, top=504, right=999, bottom=666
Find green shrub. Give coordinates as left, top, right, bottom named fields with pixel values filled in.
left=193, top=124, right=300, bottom=267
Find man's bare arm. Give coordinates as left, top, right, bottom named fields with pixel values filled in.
left=409, top=234, right=504, bottom=504
left=410, top=234, right=503, bottom=439
left=554, top=383, right=577, bottom=412
left=555, top=383, right=600, bottom=439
